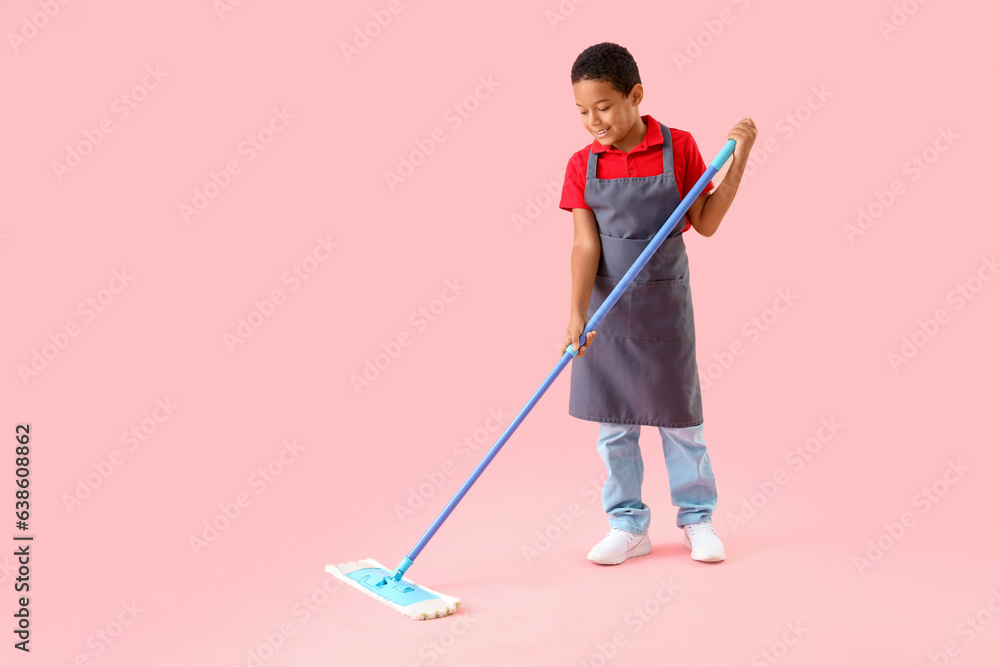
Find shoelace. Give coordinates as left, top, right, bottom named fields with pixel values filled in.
left=608, top=528, right=639, bottom=543
left=686, top=523, right=717, bottom=537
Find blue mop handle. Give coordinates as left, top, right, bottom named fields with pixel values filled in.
left=566, top=138, right=736, bottom=355
left=387, top=138, right=737, bottom=583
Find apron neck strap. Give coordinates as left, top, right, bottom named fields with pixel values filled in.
left=585, top=121, right=675, bottom=180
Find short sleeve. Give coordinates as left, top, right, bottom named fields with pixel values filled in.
left=559, top=151, right=590, bottom=212
left=680, top=134, right=715, bottom=199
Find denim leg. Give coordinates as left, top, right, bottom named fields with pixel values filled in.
left=658, top=423, right=718, bottom=528
left=596, top=421, right=648, bottom=535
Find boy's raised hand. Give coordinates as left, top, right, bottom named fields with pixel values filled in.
left=560, top=317, right=596, bottom=360
left=727, top=117, right=758, bottom=166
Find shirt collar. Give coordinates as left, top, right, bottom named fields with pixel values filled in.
left=591, top=114, right=663, bottom=154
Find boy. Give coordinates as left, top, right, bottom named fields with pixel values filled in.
left=558, top=42, right=756, bottom=565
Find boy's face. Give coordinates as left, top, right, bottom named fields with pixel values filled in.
left=573, top=78, right=641, bottom=148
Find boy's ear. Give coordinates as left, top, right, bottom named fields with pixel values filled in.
left=628, top=83, right=643, bottom=106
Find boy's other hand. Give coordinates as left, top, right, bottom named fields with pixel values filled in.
left=561, top=317, right=596, bottom=359
left=728, top=117, right=757, bottom=166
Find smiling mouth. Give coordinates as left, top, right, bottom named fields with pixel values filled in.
left=595, top=128, right=609, bottom=137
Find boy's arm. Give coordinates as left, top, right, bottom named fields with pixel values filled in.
left=687, top=117, right=758, bottom=237
left=570, top=208, right=601, bottom=321
left=687, top=171, right=741, bottom=237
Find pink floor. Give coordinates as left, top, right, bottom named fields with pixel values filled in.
left=29, top=404, right=1000, bottom=666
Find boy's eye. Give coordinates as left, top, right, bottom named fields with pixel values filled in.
left=580, top=107, right=611, bottom=115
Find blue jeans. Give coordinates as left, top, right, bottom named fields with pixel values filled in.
left=596, top=421, right=717, bottom=534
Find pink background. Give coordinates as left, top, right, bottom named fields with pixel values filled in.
left=3, top=0, right=999, bottom=664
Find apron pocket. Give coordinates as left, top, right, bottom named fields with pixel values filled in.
left=628, top=278, right=687, bottom=341
left=588, top=275, right=631, bottom=338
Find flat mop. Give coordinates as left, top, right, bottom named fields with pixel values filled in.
left=327, top=138, right=739, bottom=620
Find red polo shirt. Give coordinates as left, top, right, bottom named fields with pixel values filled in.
left=559, top=114, right=715, bottom=234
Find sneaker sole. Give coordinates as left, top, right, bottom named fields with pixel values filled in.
left=587, top=533, right=652, bottom=565
left=680, top=529, right=726, bottom=562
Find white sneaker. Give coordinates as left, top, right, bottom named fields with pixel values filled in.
left=587, top=528, right=651, bottom=565
left=681, top=523, right=726, bottom=562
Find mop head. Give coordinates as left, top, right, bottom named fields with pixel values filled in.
left=326, top=558, right=461, bottom=620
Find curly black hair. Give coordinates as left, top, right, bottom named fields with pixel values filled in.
left=570, top=42, right=641, bottom=99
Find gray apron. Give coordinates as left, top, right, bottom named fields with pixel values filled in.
left=568, top=122, right=704, bottom=428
